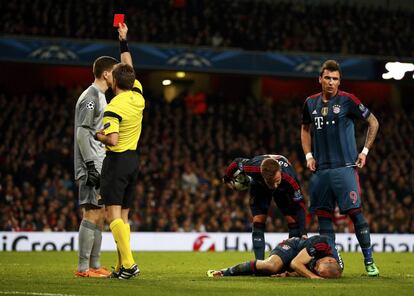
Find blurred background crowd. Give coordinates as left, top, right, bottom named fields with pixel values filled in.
left=0, top=0, right=412, bottom=234
left=1, top=0, right=413, bottom=57
left=1, top=89, right=413, bottom=233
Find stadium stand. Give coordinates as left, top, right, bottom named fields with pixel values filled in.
left=0, top=89, right=413, bottom=233
left=1, top=0, right=413, bottom=57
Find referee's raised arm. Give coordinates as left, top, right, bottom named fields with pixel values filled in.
left=118, top=23, right=133, bottom=67
left=94, top=23, right=145, bottom=277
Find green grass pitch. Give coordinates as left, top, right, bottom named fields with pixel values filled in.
left=0, top=252, right=413, bottom=296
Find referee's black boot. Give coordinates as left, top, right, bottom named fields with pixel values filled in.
left=118, top=264, right=140, bottom=280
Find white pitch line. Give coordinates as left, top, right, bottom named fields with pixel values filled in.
left=0, top=292, right=82, bottom=296
left=0, top=264, right=31, bottom=266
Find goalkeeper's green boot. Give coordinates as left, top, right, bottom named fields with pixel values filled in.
left=365, top=262, right=379, bottom=277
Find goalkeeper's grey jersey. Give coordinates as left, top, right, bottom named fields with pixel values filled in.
left=74, top=84, right=107, bottom=180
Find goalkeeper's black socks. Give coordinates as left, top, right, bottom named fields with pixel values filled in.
left=223, top=260, right=257, bottom=276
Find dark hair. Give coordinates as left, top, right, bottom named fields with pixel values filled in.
left=112, top=63, right=135, bottom=90
left=260, top=158, right=280, bottom=188
left=93, top=56, right=119, bottom=79
left=319, top=60, right=341, bottom=77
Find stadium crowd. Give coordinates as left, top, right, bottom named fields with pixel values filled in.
left=0, top=88, right=413, bottom=234
left=1, top=0, right=413, bottom=57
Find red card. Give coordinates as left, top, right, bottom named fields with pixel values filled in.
left=113, top=14, right=125, bottom=27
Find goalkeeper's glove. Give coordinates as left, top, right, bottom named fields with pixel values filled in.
left=85, top=161, right=100, bottom=189
left=222, top=175, right=232, bottom=184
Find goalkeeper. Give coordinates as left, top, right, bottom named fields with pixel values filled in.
left=74, top=56, right=117, bottom=277
left=223, top=155, right=308, bottom=260
left=73, top=21, right=131, bottom=278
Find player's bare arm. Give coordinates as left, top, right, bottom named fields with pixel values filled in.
left=290, top=249, right=323, bottom=279
left=96, top=131, right=119, bottom=146
left=118, top=23, right=133, bottom=67
left=272, top=271, right=300, bottom=278
left=356, top=113, right=379, bottom=168
left=301, top=124, right=316, bottom=171
left=364, top=113, right=379, bottom=149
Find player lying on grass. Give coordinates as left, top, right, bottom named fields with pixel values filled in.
left=207, top=235, right=343, bottom=279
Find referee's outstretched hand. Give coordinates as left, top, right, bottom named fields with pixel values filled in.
left=118, top=23, right=128, bottom=41
left=85, top=161, right=100, bottom=189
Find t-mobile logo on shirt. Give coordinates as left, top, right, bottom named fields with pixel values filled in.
left=314, top=117, right=336, bottom=129
left=314, top=117, right=323, bottom=129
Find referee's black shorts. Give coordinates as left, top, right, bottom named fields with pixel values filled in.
left=100, top=150, right=138, bottom=208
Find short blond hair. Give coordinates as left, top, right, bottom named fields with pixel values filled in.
left=316, top=258, right=343, bottom=279
left=260, top=158, right=280, bottom=188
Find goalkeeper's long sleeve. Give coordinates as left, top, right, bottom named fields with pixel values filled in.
left=77, top=126, right=96, bottom=164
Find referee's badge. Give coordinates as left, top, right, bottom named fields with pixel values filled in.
left=321, top=107, right=329, bottom=116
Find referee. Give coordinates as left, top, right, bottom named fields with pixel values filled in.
left=95, top=61, right=145, bottom=278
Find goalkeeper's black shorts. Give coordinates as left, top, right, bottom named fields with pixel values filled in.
left=100, top=150, right=138, bottom=208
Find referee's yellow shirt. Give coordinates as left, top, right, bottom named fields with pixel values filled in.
left=103, top=80, right=145, bottom=152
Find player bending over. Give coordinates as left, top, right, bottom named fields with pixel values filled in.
left=223, top=154, right=307, bottom=260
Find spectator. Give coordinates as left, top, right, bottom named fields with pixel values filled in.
left=1, top=0, right=413, bottom=56
left=0, top=89, right=413, bottom=233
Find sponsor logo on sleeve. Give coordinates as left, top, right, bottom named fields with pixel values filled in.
left=281, top=244, right=291, bottom=250
left=359, top=104, right=369, bottom=117
left=86, top=101, right=95, bottom=110
left=308, top=246, right=316, bottom=255
left=293, top=190, right=303, bottom=202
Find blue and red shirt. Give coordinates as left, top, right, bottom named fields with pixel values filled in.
left=225, top=155, right=302, bottom=200
left=225, top=154, right=307, bottom=236
left=302, top=90, right=371, bottom=170
left=304, top=235, right=344, bottom=272
left=275, top=235, right=344, bottom=272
